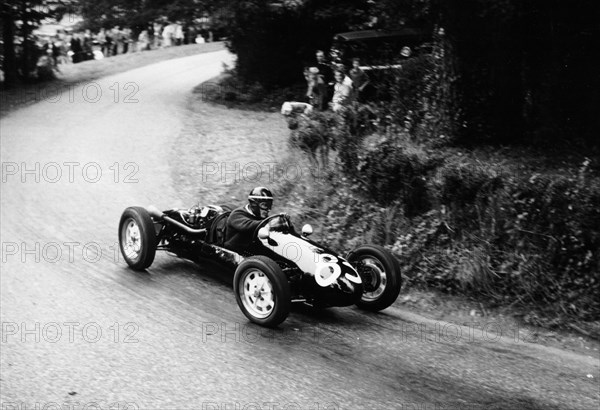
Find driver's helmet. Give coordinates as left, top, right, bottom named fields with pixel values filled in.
left=248, top=186, right=273, bottom=218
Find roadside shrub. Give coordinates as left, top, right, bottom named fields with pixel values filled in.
left=369, top=34, right=461, bottom=145
left=197, top=72, right=306, bottom=111
left=437, top=161, right=504, bottom=227
left=395, top=157, right=600, bottom=325
left=288, top=104, right=377, bottom=173
left=330, top=104, right=378, bottom=174
left=290, top=112, right=333, bottom=153
left=358, top=135, right=433, bottom=214
left=286, top=132, right=599, bottom=328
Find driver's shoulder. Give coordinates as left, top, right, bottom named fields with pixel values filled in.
left=230, top=205, right=251, bottom=217
left=228, top=206, right=259, bottom=222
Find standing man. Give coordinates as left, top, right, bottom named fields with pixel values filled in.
left=315, top=50, right=334, bottom=104
left=331, top=69, right=353, bottom=113
left=349, top=58, right=370, bottom=102
left=306, top=67, right=327, bottom=111
left=315, top=50, right=334, bottom=85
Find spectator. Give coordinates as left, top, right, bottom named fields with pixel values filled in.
left=162, top=23, right=174, bottom=47
left=138, top=30, right=150, bottom=51
left=315, top=50, right=333, bottom=85
left=187, top=26, right=197, bottom=45
left=281, top=101, right=313, bottom=130
left=70, top=34, right=82, bottom=63
left=335, top=63, right=353, bottom=88
left=111, top=26, right=122, bottom=55
left=153, top=23, right=162, bottom=48
left=331, top=69, right=352, bottom=113
left=306, top=67, right=327, bottom=111
left=51, top=37, right=61, bottom=69
left=104, top=31, right=113, bottom=57
left=174, top=23, right=184, bottom=46
left=315, top=49, right=334, bottom=104
left=82, top=31, right=94, bottom=60
left=97, top=29, right=107, bottom=56
left=349, top=57, right=370, bottom=101
left=122, top=28, right=132, bottom=53
left=281, top=101, right=313, bottom=116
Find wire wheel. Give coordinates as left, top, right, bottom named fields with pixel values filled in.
left=358, top=256, right=388, bottom=302
left=122, top=219, right=142, bottom=261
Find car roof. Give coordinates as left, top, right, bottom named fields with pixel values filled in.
left=333, top=28, right=427, bottom=42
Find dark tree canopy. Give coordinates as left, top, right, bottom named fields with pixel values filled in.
left=222, top=0, right=375, bottom=87
left=2, top=0, right=597, bottom=147
left=432, top=0, right=600, bottom=145
left=1, top=1, right=76, bottom=85
left=76, top=0, right=224, bottom=32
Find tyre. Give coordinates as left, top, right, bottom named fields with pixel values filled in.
left=233, top=256, right=291, bottom=327
left=118, top=206, right=157, bottom=270
left=347, top=244, right=401, bottom=311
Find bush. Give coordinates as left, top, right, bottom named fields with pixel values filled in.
left=223, top=0, right=372, bottom=88
left=394, top=157, right=600, bottom=324
left=358, top=135, right=433, bottom=213
left=197, top=72, right=307, bottom=111
left=365, top=35, right=461, bottom=146
left=288, top=128, right=600, bottom=327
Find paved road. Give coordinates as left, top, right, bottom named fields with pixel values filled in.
left=1, top=50, right=598, bottom=410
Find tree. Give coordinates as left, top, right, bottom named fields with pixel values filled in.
left=1, top=1, right=75, bottom=86
left=369, top=0, right=599, bottom=147
left=222, top=0, right=372, bottom=87
left=76, top=0, right=216, bottom=34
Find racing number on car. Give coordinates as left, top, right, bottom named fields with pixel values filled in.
left=314, top=253, right=343, bottom=286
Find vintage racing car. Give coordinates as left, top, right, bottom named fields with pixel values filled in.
left=118, top=204, right=402, bottom=327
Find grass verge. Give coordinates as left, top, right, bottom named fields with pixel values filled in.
left=198, top=73, right=600, bottom=341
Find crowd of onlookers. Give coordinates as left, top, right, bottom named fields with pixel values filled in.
left=281, top=49, right=372, bottom=120
left=303, top=49, right=370, bottom=114
left=18, top=22, right=213, bottom=80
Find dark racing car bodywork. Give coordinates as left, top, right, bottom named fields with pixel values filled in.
left=118, top=204, right=402, bottom=327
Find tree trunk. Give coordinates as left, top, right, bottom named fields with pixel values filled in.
left=20, top=1, right=32, bottom=82
left=1, top=11, right=18, bottom=87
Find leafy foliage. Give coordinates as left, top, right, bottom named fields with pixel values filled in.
left=288, top=100, right=599, bottom=327
left=222, top=0, right=371, bottom=87
left=1, top=1, right=75, bottom=85
left=77, top=0, right=227, bottom=32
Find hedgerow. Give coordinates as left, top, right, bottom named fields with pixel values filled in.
left=288, top=105, right=599, bottom=331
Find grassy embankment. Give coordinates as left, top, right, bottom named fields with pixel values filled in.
left=199, top=74, right=600, bottom=340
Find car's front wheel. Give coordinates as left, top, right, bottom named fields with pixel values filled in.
left=347, top=244, right=402, bottom=311
left=118, top=206, right=157, bottom=270
left=233, top=256, right=291, bottom=327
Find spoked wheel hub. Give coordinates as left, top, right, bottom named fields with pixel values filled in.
left=123, top=219, right=142, bottom=260
left=357, top=257, right=387, bottom=301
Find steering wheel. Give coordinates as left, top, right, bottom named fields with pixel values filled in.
left=253, top=214, right=292, bottom=240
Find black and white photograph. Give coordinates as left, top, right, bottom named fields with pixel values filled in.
left=1, top=1, right=599, bottom=409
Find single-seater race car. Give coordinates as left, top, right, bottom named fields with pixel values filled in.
left=118, top=203, right=402, bottom=327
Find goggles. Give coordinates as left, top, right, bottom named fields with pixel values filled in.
left=258, top=201, right=272, bottom=210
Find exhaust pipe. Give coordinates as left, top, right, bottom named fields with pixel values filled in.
left=147, top=205, right=207, bottom=236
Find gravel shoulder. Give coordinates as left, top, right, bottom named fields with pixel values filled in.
left=169, top=90, right=291, bottom=207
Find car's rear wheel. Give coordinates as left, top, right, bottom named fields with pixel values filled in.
left=347, top=244, right=401, bottom=311
left=118, top=207, right=157, bottom=270
left=233, top=256, right=291, bottom=327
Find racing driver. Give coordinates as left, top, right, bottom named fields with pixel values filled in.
left=225, top=187, right=289, bottom=253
